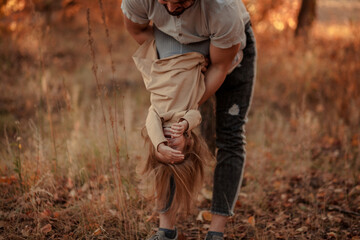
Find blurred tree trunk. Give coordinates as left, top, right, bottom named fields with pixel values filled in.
left=295, top=0, right=317, bottom=38
left=200, top=96, right=216, bottom=155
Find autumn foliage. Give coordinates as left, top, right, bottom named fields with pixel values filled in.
left=0, top=0, right=359, bottom=239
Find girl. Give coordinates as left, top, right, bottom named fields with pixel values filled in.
left=133, top=33, right=212, bottom=238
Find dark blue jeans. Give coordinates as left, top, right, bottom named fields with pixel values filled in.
left=212, top=23, right=256, bottom=216
left=155, top=23, right=256, bottom=216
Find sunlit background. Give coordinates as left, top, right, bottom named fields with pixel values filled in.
left=0, top=0, right=359, bottom=239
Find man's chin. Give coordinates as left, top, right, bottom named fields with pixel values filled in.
left=164, top=6, right=185, bottom=16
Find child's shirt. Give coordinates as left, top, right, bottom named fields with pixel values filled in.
left=133, top=39, right=206, bottom=150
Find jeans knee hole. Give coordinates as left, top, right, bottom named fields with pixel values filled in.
left=228, top=104, right=240, bottom=116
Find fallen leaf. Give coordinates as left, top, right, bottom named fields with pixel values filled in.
left=238, top=192, right=248, bottom=198
left=201, top=188, right=212, bottom=200
left=100, top=193, right=106, bottom=202
left=298, top=203, right=308, bottom=211
left=69, top=189, right=76, bottom=198
left=53, top=212, right=60, bottom=218
left=108, top=209, right=117, bottom=217
left=66, top=177, right=73, bottom=189
left=327, top=232, right=337, bottom=238
left=349, top=185, right=360, bottom=197
left=275, top=212, right=289, bottom=224
left=248, top=216, right=255, bottom=227
left=146, top=212, right=157, bottom=222
left=41, top=224, right=52, bottom=234
left=40, top=209, right=52, bottom=219
left=327, top=213, right=342, bottom=223
left=202, top=224, right=210, bottom=229
left=275, top=232, right=285, bottom=239
left=352, top=134, right=359, bottom=147
left=273, top=181, right=282, bottom=190
left=81, top=183, right=89, bottom=192
left=292, top=218, right=300, bottom=224
left=21, top=225, right=31, bottom=237
left=0, top=175, right=17, bottom=184
left=316, top=190, right=325, bottom=199
left=93, top=228, right=101, bottom=236
left=296, top=226, right=308, bottom=233
left=196, top=211, right=203, bottom=222
left=197, top=210, right=212, bottom=222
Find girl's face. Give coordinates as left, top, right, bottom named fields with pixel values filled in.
left=168, top=134, right=186, bottom=152
left=154, top=135, right=186, bottom=163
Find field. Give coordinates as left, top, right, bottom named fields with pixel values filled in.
left=0, top=0, right=359, bottom=239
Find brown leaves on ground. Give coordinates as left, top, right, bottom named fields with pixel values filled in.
left=0, top=173, right=150, bottom=239
left=171, top=169, right=360, bottom=239
left=0, top=131, right=358, bottom=240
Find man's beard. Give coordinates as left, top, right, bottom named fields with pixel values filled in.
left=163, top=0, right=195, bottom=16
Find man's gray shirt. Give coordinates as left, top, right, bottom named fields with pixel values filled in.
left=122, top=0, right=251, bottom=70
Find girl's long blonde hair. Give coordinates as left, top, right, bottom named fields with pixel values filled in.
left=139, top=127, right=212, bottom=221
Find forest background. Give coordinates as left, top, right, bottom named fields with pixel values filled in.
left=0, top=0, right=359, bottom=239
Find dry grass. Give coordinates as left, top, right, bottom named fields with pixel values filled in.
left=0, top=0, right=359, bottom=239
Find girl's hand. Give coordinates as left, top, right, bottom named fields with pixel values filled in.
left=157, top=143, right=184, bottom=164
left=171, top=120, right=189, bottom=138
left=163, top=127, right=173, bottom=138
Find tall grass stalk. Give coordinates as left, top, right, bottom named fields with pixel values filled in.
left=121, top=95, right=130, bottom=164
left=4, top=124, right=24, bottom=192
left=29, top=0, right=58, bottom=173
left=86, top=10, right=131, bottom=236
left=86, top=8, right=113, bottom=172
left=98, top=0, right=120, bottom=164
left=29, top=120, right=42, bottom=186
left=97, top=1, right=134, bottom=237
left=97, top=1, right=127, bottom=214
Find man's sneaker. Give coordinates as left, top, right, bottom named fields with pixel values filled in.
left=204, top=233, right=224, bottom=240
left=147, top=229, right=178, bottom=240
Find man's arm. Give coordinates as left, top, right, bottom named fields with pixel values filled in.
left=199, top=43, right=241, bottom=105
left=123, top=15, right=153, bottom=45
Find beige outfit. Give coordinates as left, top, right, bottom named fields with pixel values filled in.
left=133, top=39, right=206, bottom=150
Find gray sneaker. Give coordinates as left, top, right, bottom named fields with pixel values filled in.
left=204, top=233, right=224, bottom=240
left=147, top=229, right=178, bottom=240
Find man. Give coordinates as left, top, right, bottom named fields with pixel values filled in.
left=121, top=0, right=256, bottom=239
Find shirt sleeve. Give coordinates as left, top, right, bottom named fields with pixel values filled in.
left=209, top=2, right=245, bottom=49
left=146, top=106, right=167, bottom=151
left=121, top=0, right=150, bottom=24
left=180, top=109, right=202, bottom=133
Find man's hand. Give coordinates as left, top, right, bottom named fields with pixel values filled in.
left=201, top=57, right=210, bottom=73
left=171, top=120, right=189, bottom=138
left=157, top=142, right=184, bottom=164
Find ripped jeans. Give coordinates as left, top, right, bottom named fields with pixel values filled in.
left=156, top=22, right=257, bottom=216
left=212, top=23, right=256, bottom=216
